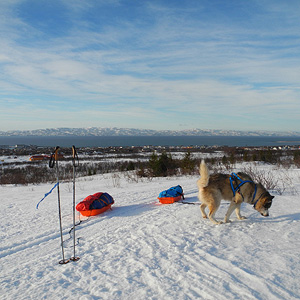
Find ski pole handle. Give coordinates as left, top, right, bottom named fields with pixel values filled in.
left=72, top=145, right=79, bottom=167
left=49, top=146, right=60, bottom=168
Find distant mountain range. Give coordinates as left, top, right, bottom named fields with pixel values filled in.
left=0, top=127, right=300, bottom=137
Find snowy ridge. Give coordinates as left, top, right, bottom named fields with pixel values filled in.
left=1, top=127, right=300, bottom=137
left=1, top=164, right=300, bottom=299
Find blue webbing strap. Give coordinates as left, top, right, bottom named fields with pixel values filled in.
left=230, top=173, right=257, bottom=204
left=36, top=182, right=59, bottom=209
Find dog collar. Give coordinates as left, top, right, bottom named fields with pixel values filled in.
left=251, top=185, right=258, bottom=207
left=252, top=190, right=270, bottom=209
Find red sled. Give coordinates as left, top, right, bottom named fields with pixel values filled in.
left=78, top=204, right=112, bottom=217
left=76, top=192, right=114, bottom=217
left=158, top=195, right=183, bottom=204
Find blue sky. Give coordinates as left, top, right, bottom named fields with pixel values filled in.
left=0, top=0, right=300, bottom=132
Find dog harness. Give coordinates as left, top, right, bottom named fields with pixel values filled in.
left=230, top=173, right=258, bottom=207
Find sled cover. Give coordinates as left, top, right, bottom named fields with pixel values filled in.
left=76, top=192, right=114, bottom=211
left=158, top=185, right=184, bottom=199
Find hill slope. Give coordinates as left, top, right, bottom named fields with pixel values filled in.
left=1, top=166, right=300, bottom=299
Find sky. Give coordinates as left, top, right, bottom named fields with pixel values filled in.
left=0, top=0, right=300, bottom=132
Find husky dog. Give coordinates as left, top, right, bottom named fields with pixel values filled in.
left=197, top=160, right=274, bottom=225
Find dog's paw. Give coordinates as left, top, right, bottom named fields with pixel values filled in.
left=238, top=216, right=247, bottom=220
left=224, top=219, right=232, bottom=223
left=213, top=220, right=223, bottom=225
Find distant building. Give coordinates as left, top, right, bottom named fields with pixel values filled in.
left=15, top=144, right=30, bottom=149
left=29, top=154, right=50, bottom=161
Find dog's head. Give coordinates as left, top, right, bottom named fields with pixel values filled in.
left=253, top=187, right=274, bottom=217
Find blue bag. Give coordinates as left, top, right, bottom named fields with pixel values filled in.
left=158, top=185, right=184, bottom=199
left=89, top=192, right=114, bottom=210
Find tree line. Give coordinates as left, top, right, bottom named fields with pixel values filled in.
left=1, top=148, right=299, bottom=185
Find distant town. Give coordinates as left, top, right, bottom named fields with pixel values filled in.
left=1, top=142, right=299, bottom=158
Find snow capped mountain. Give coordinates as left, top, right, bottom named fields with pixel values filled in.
left=0, top=127, right=299, bottom=137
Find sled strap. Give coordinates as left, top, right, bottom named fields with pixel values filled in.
left=179, top=201, right=200, bottom=205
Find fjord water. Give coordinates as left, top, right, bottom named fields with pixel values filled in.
left=0, top=135, right=300, bottom=147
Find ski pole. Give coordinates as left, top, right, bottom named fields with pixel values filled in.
left=70, top=145, right=80, bottom=262
left=49, top=146, right=70, bottom=265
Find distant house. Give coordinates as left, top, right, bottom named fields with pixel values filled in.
left=29, top=154, right=50, bottom=161
left=29, top=154, right=64, bottom=161
left=15, top=144, right=31, bottom=149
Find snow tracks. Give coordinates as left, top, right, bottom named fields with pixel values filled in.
left=1, top=173, right=300, bottom=299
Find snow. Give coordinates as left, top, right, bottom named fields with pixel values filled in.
left=0, top=155, right=30, bottom=164
left=1, top=165, right=300, bottom=300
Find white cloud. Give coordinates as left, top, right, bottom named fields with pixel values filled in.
left=0, top=0, right=299, bottom=131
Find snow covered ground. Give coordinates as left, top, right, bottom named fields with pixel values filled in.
left=1, top=163, right=300, bottom=300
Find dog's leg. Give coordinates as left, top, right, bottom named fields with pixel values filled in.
left=234, top=192, right=243, bottom=204
left=200, top=203, right=208, bottom=219
left=224, top=201, right=237, bottom=223
left=235, top=203, right=247, bottom=220
left=208, top=204, right=222, bottom=225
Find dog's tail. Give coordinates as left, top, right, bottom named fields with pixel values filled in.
left=199, top=160, right=209, bottom=188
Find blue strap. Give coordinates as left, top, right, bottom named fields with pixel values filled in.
left=36, top=182, right=59, bottom=209
left=230, top=173, right=256, bottom=203
left=230, top=174, right=236, bottom=195
left=230, top=173, right=246, bottom=196
left=252, top=185, right=258, bottom=207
